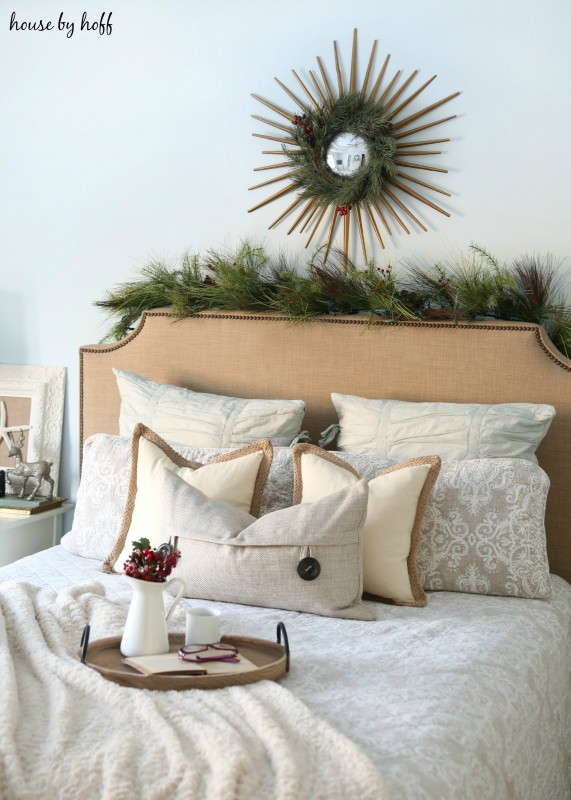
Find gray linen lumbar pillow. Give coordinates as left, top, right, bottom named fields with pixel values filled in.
left=160, top=467, right=375, bottom=621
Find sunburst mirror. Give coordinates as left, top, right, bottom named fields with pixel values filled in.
left=248, top=29, right=459, bottom=264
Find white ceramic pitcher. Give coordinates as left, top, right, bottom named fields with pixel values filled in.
left=120, top=575, right=185, bottom=657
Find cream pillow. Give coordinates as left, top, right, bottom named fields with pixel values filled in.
left=103, top=424, right=272, bottom=573
left=330, top=394, right=555, bottom=463
left=61, top=435, right=293, bottom=562
left=161, top=469, right=374, bottom=620
left=114, top=368, right=305, bottom=448
left=292, top=445, right=441, bottom=606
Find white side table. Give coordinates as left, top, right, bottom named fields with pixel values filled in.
left=0, top=503, right=74, bottom=567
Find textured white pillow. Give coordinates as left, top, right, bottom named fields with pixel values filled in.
left=331, top=394, right=555, bottom=463
left=103, top=424, right=272, bottom=573
left=161, top=469, right=374, bottom=620
left=114, top=368, right=305, bottom=448
left=292, top=445, right=440, bottom=606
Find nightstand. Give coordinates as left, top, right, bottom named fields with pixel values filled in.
left=0, top=503, right=74, bottom=567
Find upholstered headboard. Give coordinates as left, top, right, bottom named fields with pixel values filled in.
left=80, top=311, right=571, bottom=583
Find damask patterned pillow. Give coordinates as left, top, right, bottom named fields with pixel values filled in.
left=417, top=458, right=551, bottom=598
left=60, top=434, right=132, bottom=560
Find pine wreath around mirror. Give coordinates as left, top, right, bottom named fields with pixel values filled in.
left=249, top=29, right=460, bottom=266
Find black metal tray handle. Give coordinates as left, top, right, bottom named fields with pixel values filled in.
left=276, top=622, right=290, bottom=673
left=80, top=624, right=90, bottom=664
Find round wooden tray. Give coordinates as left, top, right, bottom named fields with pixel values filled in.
left=81, top=632, right=288, bottom=691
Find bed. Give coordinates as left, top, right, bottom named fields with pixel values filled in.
left=1, top=311, right=570, bottom=800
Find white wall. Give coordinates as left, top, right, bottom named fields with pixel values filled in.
left=1, top=0, right=570, bottom=504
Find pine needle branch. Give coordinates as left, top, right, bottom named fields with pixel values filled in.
left=94, top=241, right=571, bottom=358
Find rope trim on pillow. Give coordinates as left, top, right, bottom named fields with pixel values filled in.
left=291, top=443, right=441, bottom=607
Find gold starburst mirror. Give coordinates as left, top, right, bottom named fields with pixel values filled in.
left=248, top=29, right=459, bottom=264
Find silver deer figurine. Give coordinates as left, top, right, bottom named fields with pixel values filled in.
left=5, top=430, right=54, bottom=500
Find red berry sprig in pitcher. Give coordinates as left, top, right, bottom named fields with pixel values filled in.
left=123, top=537, right=181, bottom=582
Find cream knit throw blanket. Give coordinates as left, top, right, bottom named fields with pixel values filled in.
left=0, top=580, right=387, bottom=800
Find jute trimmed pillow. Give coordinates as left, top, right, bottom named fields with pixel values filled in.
left=103, top=423, right=272, bottom=573
left=160, top=468, right=375, bottom=621
left=292, top=444, right=441, bottom=607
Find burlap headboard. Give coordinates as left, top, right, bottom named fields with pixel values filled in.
left=80, top=311, right=571, bottom=584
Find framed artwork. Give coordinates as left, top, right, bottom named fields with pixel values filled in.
left=0, top=365, right=66, bottom=496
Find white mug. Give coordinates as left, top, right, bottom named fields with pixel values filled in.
left=185, top=607, right=221, bottom=645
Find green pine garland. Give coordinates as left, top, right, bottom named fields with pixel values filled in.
left=284, top=92, right=397, bottom=208
left=94, top=242, right=571, bottom=359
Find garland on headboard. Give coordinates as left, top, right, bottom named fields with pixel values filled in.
left=95, top=242, right=571, bottom=358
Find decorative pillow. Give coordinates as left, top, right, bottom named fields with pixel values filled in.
left=114, top=368, right=305, bottom=448
left=418, top=458, right=551, bottom=598
left=258, top=447, right=296, bottom=516
left=292, top=444, right=441, bottom=606
left=61, top=437, right=294, bottom=562
left=329, top=394, right=555, bottom=463
left=160, top=469, right=374, bottom=620
left=102, top=424, right=273, bottom=573
left=61, top=434, right=133, bottom=560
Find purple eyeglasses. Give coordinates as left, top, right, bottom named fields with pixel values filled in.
left=178, top=643, right=240, bottom=663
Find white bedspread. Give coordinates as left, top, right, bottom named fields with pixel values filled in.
left=0, top=576, right=387, bottom=800
left=2, top=547, right=571, bottom=800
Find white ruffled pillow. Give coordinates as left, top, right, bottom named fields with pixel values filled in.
left=330, top=394, right=555, bottom=463
left=114, top=368, right=305, bottom=448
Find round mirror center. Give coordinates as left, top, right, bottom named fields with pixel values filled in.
left=326, top=133, right=368, bottom=176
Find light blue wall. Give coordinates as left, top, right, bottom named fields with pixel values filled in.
left=1, top=0, right=570, bottom=505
